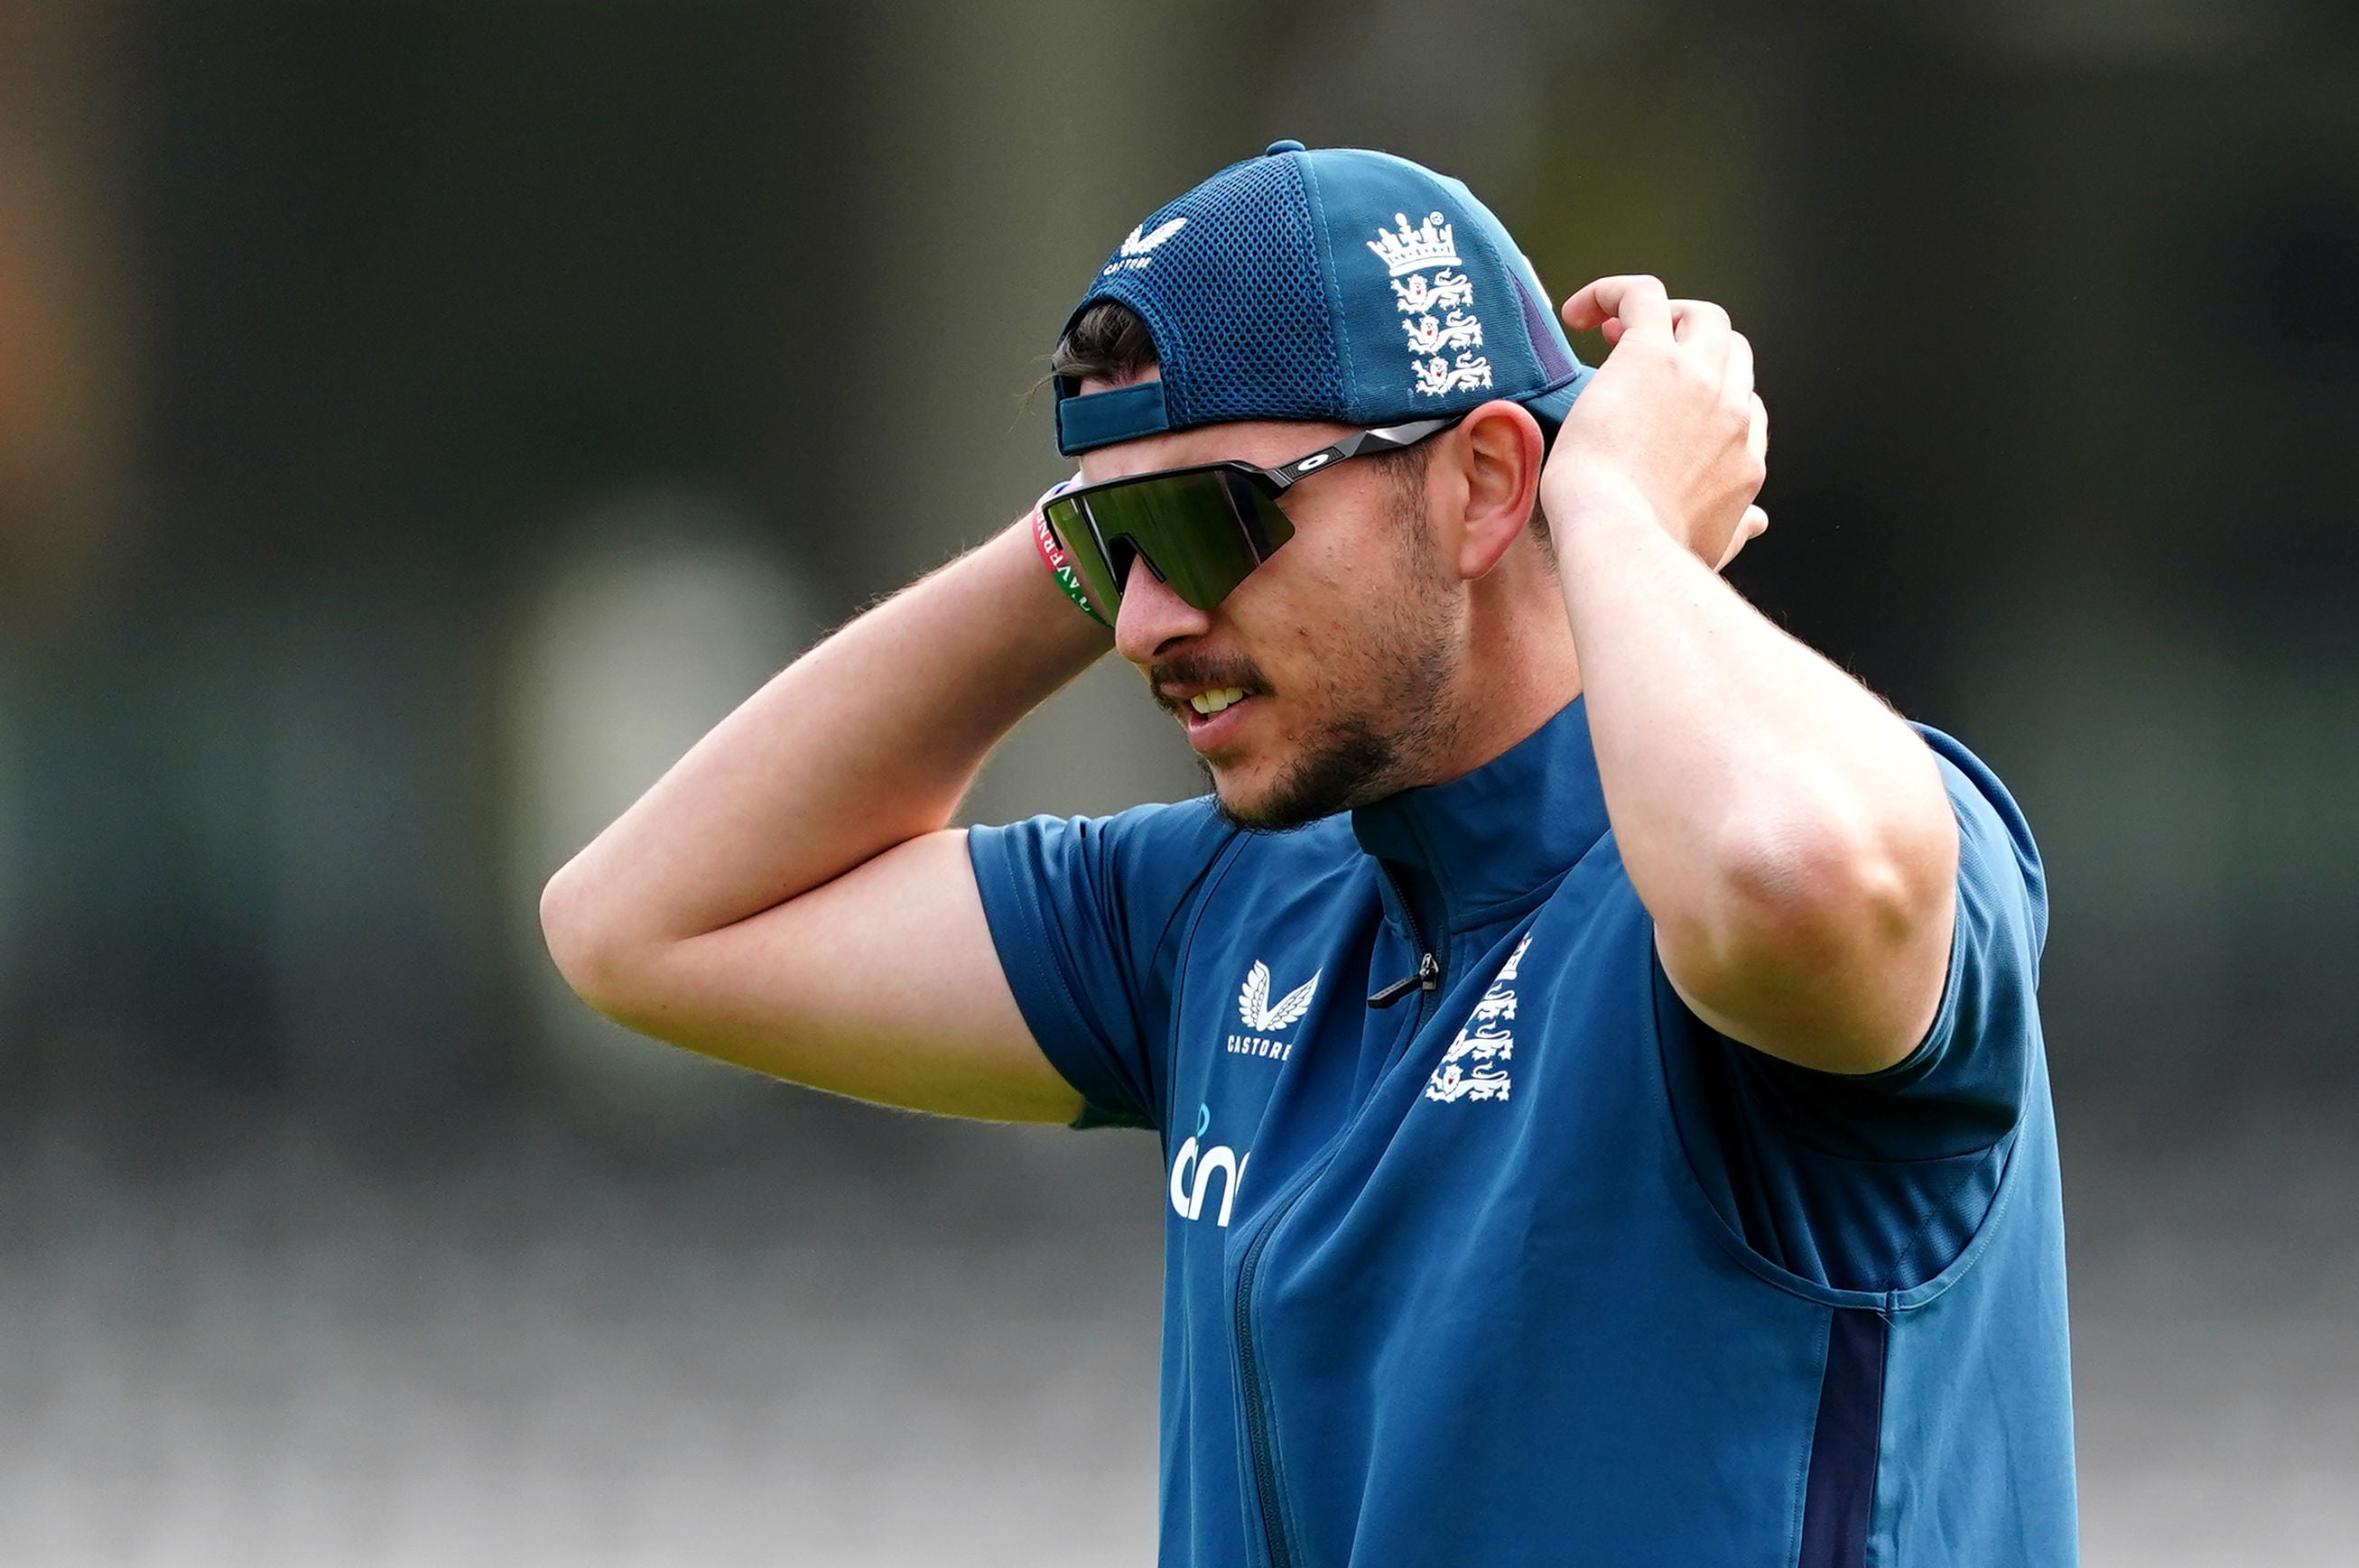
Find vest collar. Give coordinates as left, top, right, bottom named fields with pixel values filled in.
left=1348, top=696, right=1611, bottom=934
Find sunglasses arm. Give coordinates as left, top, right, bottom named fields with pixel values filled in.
left=1262, top=416, right=1458, bottom=492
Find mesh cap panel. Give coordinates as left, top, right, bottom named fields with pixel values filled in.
left=1080, top=157, right=1345, bottom=428
left=1054, top=144, right=1593, bottom=456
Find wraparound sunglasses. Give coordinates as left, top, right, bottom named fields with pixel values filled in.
left=1040, top=415, right=1461, bottom=617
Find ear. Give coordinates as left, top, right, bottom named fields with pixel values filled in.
left=1444, top=400, right=1545, bottom=581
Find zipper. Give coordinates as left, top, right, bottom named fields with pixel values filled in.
left=1367, top=860, right=1443, bottom=1009
left=1233, top=1174, right=1317, bottom=1568
left=1367, top=951, right=1438, bottom=1008
left=1237, top=858, right=1444, bottom=1567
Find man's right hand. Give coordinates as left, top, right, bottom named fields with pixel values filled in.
left=539, top=508, right=1110, bottom=1121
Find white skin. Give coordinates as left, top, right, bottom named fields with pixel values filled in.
left=540, top=276, right=1957, bottom=1121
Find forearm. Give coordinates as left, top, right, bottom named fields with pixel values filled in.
left=542, top=517, right=1109, bottom=974
left=1556, top=475, right=1955, bottom=1061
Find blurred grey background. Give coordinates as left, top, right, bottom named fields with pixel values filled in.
left=0, top=0, right=2354, bottom=1562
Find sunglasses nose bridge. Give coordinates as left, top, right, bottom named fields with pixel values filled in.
left=1109, top=543, right=1215, bottom=663
left=1102, top=532, right=1171, bottom=589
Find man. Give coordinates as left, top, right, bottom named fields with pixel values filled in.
left=542, top=144, right=2076, bottom=1564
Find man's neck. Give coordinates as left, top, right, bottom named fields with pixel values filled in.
left=1419, top=565, right=1584, bottom=790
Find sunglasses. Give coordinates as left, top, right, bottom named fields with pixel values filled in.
left=1040, top=415, right=1460, bottom=617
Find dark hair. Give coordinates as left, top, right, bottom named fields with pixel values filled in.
left=1049, top=300, right=1160, bottom=387
left=1046, top=301, right=1549, bottom=552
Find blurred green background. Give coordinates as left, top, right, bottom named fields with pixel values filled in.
left=0, top=2, right=2354, bottom=1563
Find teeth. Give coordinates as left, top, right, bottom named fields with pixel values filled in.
left=1188, top=687, right=1249, bottom=717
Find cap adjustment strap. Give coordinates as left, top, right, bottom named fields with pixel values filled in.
left=1054, top=379, right=1173, bottom=458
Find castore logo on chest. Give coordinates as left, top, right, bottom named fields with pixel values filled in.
left=1228, top=960, right=1319, bottom=1062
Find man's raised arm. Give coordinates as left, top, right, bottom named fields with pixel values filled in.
left=538, top=512, right=1107, bottom=1120
left=1544, top=275, right=1961, bottom=1076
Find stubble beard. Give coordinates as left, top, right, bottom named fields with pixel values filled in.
left=1211, top=524, right=1464, bottom=834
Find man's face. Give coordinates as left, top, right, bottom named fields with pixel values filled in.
left=1080, top=401, right=1470, bottom=830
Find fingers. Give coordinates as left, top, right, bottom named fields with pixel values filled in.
left=1565, top=281, right=1742, bottom=389
left=1669, top=299, right=1732, bottom=372
left=1717, top=506, right=1769, bottom=571
left=1721, top=399, right=1769, bottom=573
left=1564, top=274, right=1673, bottom=339
left=1723, top=329, right=1754, bottom=407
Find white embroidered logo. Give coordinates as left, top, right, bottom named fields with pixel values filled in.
left=1366, top=210, right=1461, bottom=275
left=1425, top=933, right=1531, bottom=1103
left=1102, top=216, right=1188, bottom=275
left=1390, top=270, right=1473, bottom=314
left=1228, top=960, right=1319, bottom=1061
left=1371, top=212, right=1492, bottom=398
left=1401, top=311, right=1484, bottom=356
left=1414, top=353, right=1494, bottom=397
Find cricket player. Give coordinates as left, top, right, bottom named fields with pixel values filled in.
left=542, top=143, right=2076, bottom=1564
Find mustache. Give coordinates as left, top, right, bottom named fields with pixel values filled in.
left=1148, top=654, right=1270, bottom=712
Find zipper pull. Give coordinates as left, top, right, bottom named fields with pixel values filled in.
left=1368, top=950, right=1440, bottom=1009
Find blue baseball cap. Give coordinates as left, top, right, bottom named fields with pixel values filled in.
left=1053, top=141, right=1593, bottom=459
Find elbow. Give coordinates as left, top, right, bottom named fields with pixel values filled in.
left=1651, top=758, right=1959, bottom=1072
left=539, top=857, right=642, bottom=1019
left=1682, top=794, right=1955, bottom=983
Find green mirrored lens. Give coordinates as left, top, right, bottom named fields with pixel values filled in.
left=1045, top=470, right=1292, bottom=616
left=1042, top=496, right=1128, bottom=620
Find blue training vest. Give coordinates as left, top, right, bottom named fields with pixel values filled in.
left=971, top=697, right=2077, bottom=1567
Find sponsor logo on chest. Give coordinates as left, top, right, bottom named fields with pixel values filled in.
left=1170, top=1103, right=1248, bottom=1227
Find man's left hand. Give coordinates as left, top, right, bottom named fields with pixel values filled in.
left=1546, top=274, right=1769, bottom=572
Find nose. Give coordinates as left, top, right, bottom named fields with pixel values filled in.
left=1112, top=552, right=1214, bottom=665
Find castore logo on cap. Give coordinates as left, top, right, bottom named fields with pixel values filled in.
left=1103, top=216, right=1188, bottom=275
